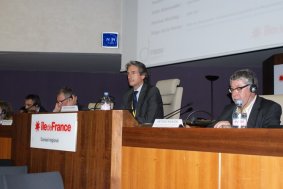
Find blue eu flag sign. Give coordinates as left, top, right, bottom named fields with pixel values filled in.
left=102, top=32, right=118, bottom=48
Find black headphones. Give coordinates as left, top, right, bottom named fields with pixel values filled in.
left=250, top=77, right=257, bottom=93
left=1, top=109, right=6, bottom=115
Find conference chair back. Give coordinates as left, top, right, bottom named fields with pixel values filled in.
left=4, top=171, right=64, bottom=189
left=260, top=94, right=283, bottom=124
left=156, top=79, right=183, bottom=119
left=0, top=166, right=27, bottom=176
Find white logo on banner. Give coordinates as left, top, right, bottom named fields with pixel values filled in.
left=30, top=113, right=78, bottom=152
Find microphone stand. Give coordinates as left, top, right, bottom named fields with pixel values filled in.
left=163, top=103, right=192, bottom=119
left=205, top=75, right=219, bottom=119
left=165, top=107, right=193, bottom=119
left=184, top=110, right=214, bottom=127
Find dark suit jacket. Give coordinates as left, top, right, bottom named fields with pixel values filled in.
left=216, top=96, right=282, bottom=128
left=121, top=83, right=164, bottom=124
left=19, top=106, right=48, bottom=113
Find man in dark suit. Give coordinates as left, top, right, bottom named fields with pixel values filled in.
left=121, top=61, right=164, bottom=124
left=20, top=94, right=47, bottom=113
left=214, top=69, right=282, bottom=128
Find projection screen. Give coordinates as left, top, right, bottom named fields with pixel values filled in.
left=122, top=0, right=283, bottom=70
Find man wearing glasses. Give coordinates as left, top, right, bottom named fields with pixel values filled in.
left=53, top=87, right=78, bottom=112
left=214, top=69, right=282, bottom=128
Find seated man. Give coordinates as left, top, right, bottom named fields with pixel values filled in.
left=121, top=61, right=164, bottom=124
left=20, top=94, right=47, bottom=113
left=53, top=87, right=78, bottom=112
left=0, top=100, right=13, bottom=121
left=214, top=69, right=282, bottom=128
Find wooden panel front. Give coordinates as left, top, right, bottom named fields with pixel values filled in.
left=0, top=125, right=14, bottom=159
left=11, top=111, right=137, bottom=189
left=122, top=147, right=219, bottom=189
left=13, top=112, right=114, bottom=189
left=221, top=153, right=283, bottom=189
left=122, top=127, right=283, bottom=189
left=0, top=137, right=12, bottom=159
left=123, top=127, right=283, bottom=156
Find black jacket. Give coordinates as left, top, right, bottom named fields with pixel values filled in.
left=121, top=83, right=164, bottom=124
left=215, top=96, right=282, bottom=128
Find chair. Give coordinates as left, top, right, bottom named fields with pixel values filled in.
left=0, top=160, right=13, bottom=166
left=156, top=79, right=183, bottom=119
left=0, top=166, right=27, bottom=175
left=260, top=94, right=283, bottom=123
left=4, top=171, right=64, bottom=189
left=0, top=166, right=28, bottom=189
left=0, top=175, right=5, bottom=189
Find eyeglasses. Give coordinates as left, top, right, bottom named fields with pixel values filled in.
left=229, top=84, right=250, bottom=93
left=57, top=96, right=71, bottom=104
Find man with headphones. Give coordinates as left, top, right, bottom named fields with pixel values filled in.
left=20, top=94, right=47, bottom=113
left=214, top=69, right=282, bottom=128
left=0, top=101, right=13, bottom=121
left=121, top=61, right=164, bottom=124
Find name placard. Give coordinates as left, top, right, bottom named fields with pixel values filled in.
left=0, top=120, right=13, bottom=126
left=153, top=119, right=183, bottom=128
left=30, top=113, right=78, bottom=152
left=61, top=105, right=78, bottom=112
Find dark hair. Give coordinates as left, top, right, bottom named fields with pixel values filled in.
left=230, top=69, right=258, bottom=86
left=125, top=61, right=149, bottom=83
left=0, top=101, right=13, bottom=120
left=57, top=87, right=74, bottom=98
left=25, top=94, right=42, bottom=107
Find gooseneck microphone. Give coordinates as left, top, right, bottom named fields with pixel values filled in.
left=164, top=103, right=193, bottom=119
left=166, top=107, right=193, bottom=119
left=234, top=99, right=243, bottom=107
left=184, top=110, right=214, bottom=127
left=234, top=99, right=243, bottom=113
left=89, top=95, right=115, bottom=110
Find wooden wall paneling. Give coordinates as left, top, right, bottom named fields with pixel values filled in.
left=12, top=113, right=31, bottom=165
left=0, top=137, right=12, bottom=159
left=122, top=147, right=219, bottom=189
left=123, top=128, right=283, bottom=156
left=221, top=153, right=283, bottom=189
left=11, top=111, right=136, bottom=189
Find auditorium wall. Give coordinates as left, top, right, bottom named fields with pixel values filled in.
left=0, top=63, right=261, bottom=119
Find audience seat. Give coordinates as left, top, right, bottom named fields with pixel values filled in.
left=260, top=94, right=283, bottom=123
left=3, top=171, right=64, bottom=189
left=0, top=160, right=13, bottom=166
left=0, top=166, right=27, bottom=175
left=156, top=79, right=183, bottom=119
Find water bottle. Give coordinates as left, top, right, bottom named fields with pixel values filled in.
left=100, top=92, right=112, bottom=110
left=232, top=111, right=247, bottom=128
left=232, top=99, right=247, bottom=128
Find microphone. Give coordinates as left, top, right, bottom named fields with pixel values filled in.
left=234, top=99, right=244, bottom=113
left=234, top=99, right=243, bottom=107
left=88, top=102, right=101, bottom=110
left=0, top=109, right=6, bottom=115
left=184, top=110, right=215, bottom=127
left=165, top=107, right=193, bottom=119
left=164, top=103, right=193, bottom=119
left=89, top=95, right=116, bottom=110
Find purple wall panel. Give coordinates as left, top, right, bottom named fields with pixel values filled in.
left=0, top=65, right=261, bottom=120
left=0, top=71, right=129, bottom=112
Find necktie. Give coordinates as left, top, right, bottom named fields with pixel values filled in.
left=132, top=91, right=138, bottom=116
